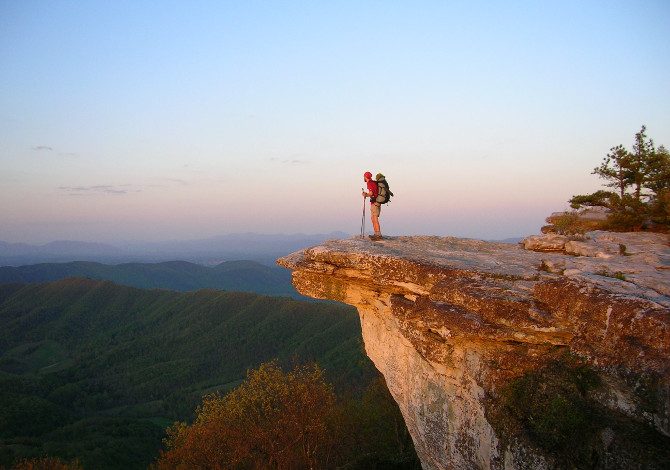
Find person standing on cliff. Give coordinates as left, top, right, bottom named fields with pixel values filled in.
left=362, top=171, right=383, bottom=240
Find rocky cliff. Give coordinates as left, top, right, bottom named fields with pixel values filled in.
left=278, top=232, right=670, bottom=469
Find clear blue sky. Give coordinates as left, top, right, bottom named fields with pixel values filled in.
left=1, top=0, right=669, bottom=243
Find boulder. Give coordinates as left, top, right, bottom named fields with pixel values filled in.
left=521, top=234, right=568, bottom=251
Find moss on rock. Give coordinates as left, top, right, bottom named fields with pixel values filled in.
left=487, top=354, right=670, bottom=469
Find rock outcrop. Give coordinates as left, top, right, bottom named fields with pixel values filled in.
left=278, top=233, right=670, bottom=469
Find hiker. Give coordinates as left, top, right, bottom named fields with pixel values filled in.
left=362, top=171, right=382, bottom=240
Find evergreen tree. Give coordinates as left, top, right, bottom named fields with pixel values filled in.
left=645, top=145, right=670, bottom=224
left=592, top=144, right=631, bottom=199
left=630, top=125, right=655, bottom=202
left=644, top=144, right=670, bottom=196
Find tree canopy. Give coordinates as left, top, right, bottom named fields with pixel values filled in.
left=154, top=362, right=420, bottom=470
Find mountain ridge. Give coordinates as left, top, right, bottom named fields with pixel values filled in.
left=0, top=232, right=350, bottom=266
left=0, top=260, right=299, bottom=297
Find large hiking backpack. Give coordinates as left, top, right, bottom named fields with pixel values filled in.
left=375, top=173, right=394, bottom=204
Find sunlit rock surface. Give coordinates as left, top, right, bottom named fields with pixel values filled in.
left=278, top=233, right=670, bottom=469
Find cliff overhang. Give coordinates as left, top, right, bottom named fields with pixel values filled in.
left=278, top=233, right=670, bottom=469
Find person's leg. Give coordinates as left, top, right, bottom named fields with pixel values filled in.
left=371, top=204, right=381, bottom=236
left=372, top=214, right=380, bottom=234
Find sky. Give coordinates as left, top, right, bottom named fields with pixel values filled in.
left=1, top=0, right=669, bottom=243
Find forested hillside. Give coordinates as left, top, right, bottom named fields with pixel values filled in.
left=0, top=279, right=392, bottom=469
left=0, top=260, right=298, bottom=297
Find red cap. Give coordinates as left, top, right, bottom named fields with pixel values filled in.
left=363, top=171, right=372, bottom=179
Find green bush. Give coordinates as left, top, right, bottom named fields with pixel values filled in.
left=550, top=212, right=604, bottom=235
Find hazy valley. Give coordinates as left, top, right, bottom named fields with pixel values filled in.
left=0, top=278, right=418, bottom=468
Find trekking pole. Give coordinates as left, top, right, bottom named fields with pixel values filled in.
left=360, top=189, right=366, bottom=238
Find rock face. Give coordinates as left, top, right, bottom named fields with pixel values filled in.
left=278, top=233, right=670, bottom=469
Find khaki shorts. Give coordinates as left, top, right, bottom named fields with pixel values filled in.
left=370, top=203, right=381, bottom=217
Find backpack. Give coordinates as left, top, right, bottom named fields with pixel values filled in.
left=374, top=173, right=394, bottom=204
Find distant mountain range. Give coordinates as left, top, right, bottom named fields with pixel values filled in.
left=490, top=237, right=524, bottom=244
left=0, top=260, right=299, bottom=297
left=0, top=232, right=350, bottom=266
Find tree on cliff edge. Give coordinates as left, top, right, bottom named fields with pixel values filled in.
left=569, top=126, right=670, bottom=229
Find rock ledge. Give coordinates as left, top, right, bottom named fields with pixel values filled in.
left=278, top=234, right=669, bottom=469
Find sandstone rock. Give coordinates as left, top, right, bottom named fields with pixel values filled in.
left=527, top=230, right=667, bottom=254
left=521, top=234, right=568, bottom=251
left=278, top=234, right=670, bottom=470
left=564, top=240, right=611, bottom=257
left=563, top=268, right=582, bottom=276
left=540, top=259, right=565, bottom=273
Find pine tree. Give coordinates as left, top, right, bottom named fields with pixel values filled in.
left=592, top=145, right=632, bottom=199
left=629, top=125, right=655, bottom=202
left=644, top=144, right=670, bottom=196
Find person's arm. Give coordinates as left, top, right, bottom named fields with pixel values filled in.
left=362, top=180, right=374, bottom=198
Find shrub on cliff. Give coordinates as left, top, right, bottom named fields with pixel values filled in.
left=487, top=354, right=670, bottom=468
left=546, top=211, right=605, bottom=235
left=569, top=126, right=670, bottom=231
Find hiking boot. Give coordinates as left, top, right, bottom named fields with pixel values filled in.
left=368, top=234, right=383, bottom=241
